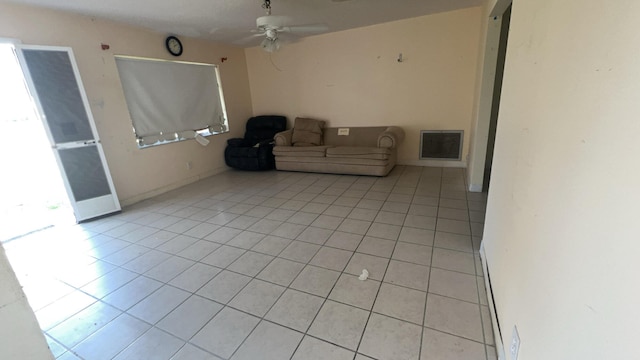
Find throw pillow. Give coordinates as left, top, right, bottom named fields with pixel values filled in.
left=291, top=117, right=325, bottom=146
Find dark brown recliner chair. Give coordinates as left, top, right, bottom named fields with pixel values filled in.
left=224, top=115, right=287, bottom=171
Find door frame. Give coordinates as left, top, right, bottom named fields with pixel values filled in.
left=467, top=0, right=513, bottom=192
left=14, top=44, right=121, bottom=222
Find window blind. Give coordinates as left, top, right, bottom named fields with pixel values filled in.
left=115, top=56, right=226, bottom=146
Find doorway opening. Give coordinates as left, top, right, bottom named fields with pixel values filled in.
left=0, top=43, right=74, bottom=242
left=483, top=5, right=512, bottom=191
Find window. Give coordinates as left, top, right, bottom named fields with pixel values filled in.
left=115, top=56, right=228, bottom=148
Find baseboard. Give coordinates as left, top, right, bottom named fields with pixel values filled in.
left=119, top=166, right=229, bottom=207
left=480, top=242, right=507, bottom=360
left=468, top=184, right=483, bottom=192
left=399, top=159, right=467, bottom=168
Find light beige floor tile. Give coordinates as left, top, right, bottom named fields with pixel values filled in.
left=374, top=211, right=406, bottom=226
left=337, top=218, right=372, bottom=235
left=297, top=226, right=334, bottom=245
left=171, top=344, right=223, bottom=360
left=290, top=265, right=340, bottom=297
left=383, top=260, right=430, bottom=291
left=112, top=327, right=184, bottom=360
left=191, top=307, right=259, bottom=359
left=128, top=285, right=190, bottom=324
left=398, top=227, right=435, bottom=246
left=204, top=226, right=242, bottom=244
left=144, top=256, right=195, bottom=283
left=424, top=294, right=483, bottom=342
left=480, top=305, right=495, bottom=345
left=366, top=223, right=401, bottom=240
left=271, top=222, right=307, bottom=239
left=348, top=208, right=379, bottom=221
left=357, top=236, right=396, bottom=258
left=288, top=211, right=320, bottom=226
left=157, top=295, right=223, bottom=341
left=279, top=241, right=321, bottom=263
left=392, top=242, right=432, bottom=266
left=168, top=263, right=221, bottom=293
left=429, top=268, right=478, bottom=303
left=250, top=235, right=292, bottom=256
left=265, top=289, right=324, bottom=332
left=434, top=232, right=473, bottom=253
left=196, top=270, right=251, bottom=304
left=308, top=300, right=369, bottom=351
left=292, top=336, right=355, bottom=360
left=325, top=231, right=364, bottom=251
left=227, top=251, right=274, bottom=277
left=256, top=258, right=305, bottom=286
left=309, top=246, right=353, bottom=271
left=226, top=231, right=266, bottom=249
left=431, top=248, right=476, bottom=275
left=420, top=327, right=486, bottom=360
left=329, top=273, right=381, bottom=310
left=200, top=245, right=246, bottom=268
left=323, top=205, right=354, bottom=217
left=228, top=279, right=285, bottom=317
left=344, top=253, right=390, bottom=281
left=435, top=218, right=471, bottom=235
left=231, top=321, right=303, bottom=360
left=373, top=283, right=426, bottom=325
left=311, top=215, right=345, bottom=230
left=359, top=313, right=422, bottom=360
left=177, top=240, right=220, bottom=261
left=301, top=202, right=330, bottom=214
left=247, top=219, right=283, bottom=235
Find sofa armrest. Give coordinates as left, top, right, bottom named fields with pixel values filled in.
left=274, top=129, right=293, bottom=146
left=377, top=126, right=404, bottom=148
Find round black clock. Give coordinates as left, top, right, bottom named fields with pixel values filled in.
left=165, top=36, right=183, bottom=56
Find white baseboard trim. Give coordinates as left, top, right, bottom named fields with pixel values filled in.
left=480, top=242, right=506, bottom=360
left=399, top=159, right=467, bottom=168
left=468, top=184, right=483, bottom=192
left=119, top=166, right=229, bottom=207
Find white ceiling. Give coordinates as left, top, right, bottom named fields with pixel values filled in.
left=7, top=0, right=482, bottom=47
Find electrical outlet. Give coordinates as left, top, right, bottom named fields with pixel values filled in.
left=510, top=325, right=520, bottom=360
left=186, top=161, right=193, bottom=170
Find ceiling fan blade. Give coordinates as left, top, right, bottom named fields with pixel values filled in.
left=236, top=33, right=266, bottom=45
left=282, top=24, right=329, bottom=34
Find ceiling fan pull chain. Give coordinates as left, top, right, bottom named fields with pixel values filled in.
left=262, top=0, right=272, bottom=15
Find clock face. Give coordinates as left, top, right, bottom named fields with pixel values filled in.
left=165, top=36, right=183, bottom=56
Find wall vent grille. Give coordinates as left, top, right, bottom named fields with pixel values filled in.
left=420, top=130, right=463, bottom=160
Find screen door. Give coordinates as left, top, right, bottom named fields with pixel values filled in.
left=14, top=45, right=120, bottom=222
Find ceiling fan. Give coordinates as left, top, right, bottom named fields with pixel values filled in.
left=252, top=0, right=329, bottom=52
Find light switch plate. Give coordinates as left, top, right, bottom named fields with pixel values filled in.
left=338, top=128, right=350, bottom=136
left=510, top=325, right=520, bottom=360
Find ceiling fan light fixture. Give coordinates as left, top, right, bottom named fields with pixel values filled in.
left=261, top=37, right=280, bottom=53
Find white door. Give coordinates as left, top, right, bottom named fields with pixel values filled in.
left=14, top=45, right=120, bottom=222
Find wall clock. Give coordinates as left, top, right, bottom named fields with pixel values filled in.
left=165, top=36, right=183, bottom=56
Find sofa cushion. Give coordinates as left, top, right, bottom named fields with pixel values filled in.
left=292, top=117, right=325, bottom=146
left=326, top=146, right=391, bottom=160
left=273, top=145, right=331, bottom=157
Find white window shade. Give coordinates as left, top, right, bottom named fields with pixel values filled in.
left=115, top=56, right=227, bottom=146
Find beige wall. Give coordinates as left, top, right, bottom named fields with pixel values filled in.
left=0, top=246, right=53, bottom=359
left=484, top=0, right=640, bottom=358
left=245, top=7, right=482, bottom=167
left=0, top=3, right=253, bottom=206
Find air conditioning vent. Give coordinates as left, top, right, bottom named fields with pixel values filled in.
left=420, top=130, right=463, bottom=160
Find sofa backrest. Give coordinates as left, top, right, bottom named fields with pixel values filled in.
left=323, top=127, right=388, bottom=147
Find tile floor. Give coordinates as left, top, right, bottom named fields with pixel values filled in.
left=4, top=166, right=496, bottom=360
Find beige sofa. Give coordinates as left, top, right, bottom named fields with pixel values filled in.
left=273, top=125, right=404, bottom=176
